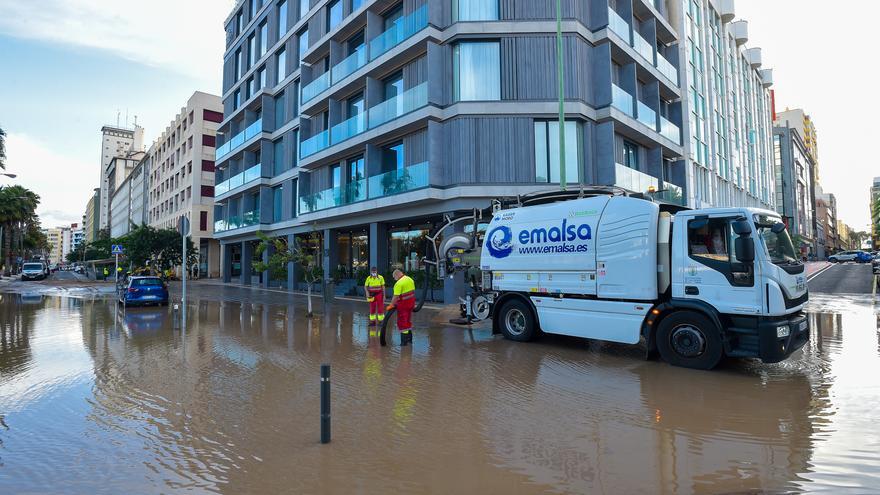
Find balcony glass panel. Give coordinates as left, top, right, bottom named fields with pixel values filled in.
left=656, top=182, right=685, bottom=205
left=369, top=5, right=428, bottom=61
left=298, top=178, right=369, bottom=214
left=302, top=70, right=331, bottom=103
left=607, top=7, right=631, bottom=44
left=215, top=178, right=230, bottom=196
left=368, top=82, right=428, bottom=129
left=636, top=101, right=657, bottom=130
left=660, top=116, right=681, bottom=144
left=243, top=164, right=261, bottom=183
left=244, top=118, right=263, bottom=140
left=216, top=142, right=231, bottom=158
left=300, top=129, right=330, bottom=158
left=367, top=161, right=428, bottom=199
left=214, top=210, right=259, bottom=232
left=615, top=163, right=658, bottom=194
left=331, top=45, right=367, bottom=83
left=218, top=119, right=262, bottom=160
left=230, top=131, right=246, bottom=149
left=330, top=113, right=366, bottom=145
left=656, top=54, right=678, bottom=85
left=611, top=84, right=634, bottom=116
left=632, top=32, right=654, bottom=63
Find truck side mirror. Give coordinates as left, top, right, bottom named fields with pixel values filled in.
left=771, top=222, right=786, bottom=234
left=732, top=219, right=752, bottom=236
left=735, top=237, right=755, bottom=263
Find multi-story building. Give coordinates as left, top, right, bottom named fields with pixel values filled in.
left=110, top=153, right=151, bottom=238
left=774, top=108, right=820, bottom=251
left=106, top=151, right=146, bottom=232
left=99, top=125, right=144, bottom=231
left=45, top=227, right=64, bottom=264
left=146, top=91, right=223, bottom=277
left=673, top=0, right=776, bottom=209
left=772, top=125, right=814, bottom=257
left=213, top=0, right=775, bottom=298
left=83, top=188, right=101, bottom=243
left=71, top=225, right=84, bottom=256
left=816, top=192, right=839, bottom=254
left=871, top=176, right=880, bottom=250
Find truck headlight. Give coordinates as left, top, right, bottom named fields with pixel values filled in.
left=776, top=325, right=790, bottom=338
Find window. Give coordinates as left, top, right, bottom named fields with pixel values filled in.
left=292, top=178, right=299, bottom=217
left=236, top=10, right=244, bottom=35
left=534, top=121, right=580, bottom=183
left=200, top=211, right=208, bottom=231
left=273, top=139, right=286, bottom=175
left=276, top=48, right=287, bottom=83
left=259, top=21, right=269, bottom=57
left=687, top=217, right=754, bottom=287
left=352, top=0, right=363, bottom=11
left=300, top=0, right=309, bottom=18
left=247, top=76, right=255, bottom=98
left=235, top=48, right=243, bottom=79
left=275, top=91, right=286, bottom=128
left=383, top=72, right=403, bottom=100
left=383, top=4, right=402, bottom=29
left=327, top=0, right=343, bottom=32
left=452, top=0, right=498, bottom=21
left=273, top=185, right=284, bottom=222
left=298, top=29, right=309, bottom=63
left=453, top=41, right=500, bottom=101
left=277, top=0, right=289, bottom=38
left=346, top=92, right=364, bottom=118
left=258, top=66, right=267, bottom=88
left=248, top=34, right=256, bottom=67
left=382, top=142, right=404, bottom=171
left=622, top=141, right=639, bottom=169
left=234, top=89, right=242, bottom=109
left=330, top=164, right=341, bottom=188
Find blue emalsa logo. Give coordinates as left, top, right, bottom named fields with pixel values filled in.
left=486, top=219, right=592, bottom=258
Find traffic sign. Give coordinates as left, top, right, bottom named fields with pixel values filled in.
left=111, top=244, right=124, bottom=255
left=178, top=216, right=190, bottom=237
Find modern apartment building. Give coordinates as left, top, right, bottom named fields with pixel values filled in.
left=146, top=91, right=224, bottom=277
left=110, top=153, right=150, bottom=238
left=772, top=125, right=814, bottom=257
left=871, top=176, right=879, bottom=250
left=816, top=192, right=839, bottom=253
left=99, top=125, right=144, bottom=230
left=45, top=227, right=65, bottom=264
left=214, top=0, right=775, bottom=299
left=83, top=188, right=101, bottom=243
left=71, top=225, right=84, bottom=254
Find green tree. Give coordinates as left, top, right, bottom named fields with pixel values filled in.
left=0, top=185, right=40, bottom=273
left=254, top=229, right=323, bottom=317
left=0, top=125, right=6, bottom=170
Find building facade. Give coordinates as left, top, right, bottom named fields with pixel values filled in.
left=872, top=176, right=880, bottom=250
left=45, top=227, right=64, bottom=264
left=99, top=125, right=144, bottom=231
left=214, top=0, right=775, bottom=298
left=146, top=91, right=224, bottom=277
left=83, top=188, right=101, bottom=243
left=816, top=192, right=839, bottom=254
left=772, top=125, right=814, bottom=258
left=110, top=153, right=151, bottom=238
left=71, top=225, right=84, bottom=255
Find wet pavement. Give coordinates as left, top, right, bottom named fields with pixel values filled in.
left=1, top=270, right=879, bottom=494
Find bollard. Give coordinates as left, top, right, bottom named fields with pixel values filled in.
left=320, top=364, right=331, bottom=444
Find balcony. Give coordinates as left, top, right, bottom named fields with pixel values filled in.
left=301, top=129, right=330, bottom=158
left=607, top=7, right=631, bottom=44
left=632, top=32, right=655, bottom=64
left=636, top=100, right=656, bottom=129
left=655, top=182, right=685, bottom=206
left=656, top=53, right=678, bottom=85
left=615, top=163, right=658, bottom=194
left=369, top=5, right=428, bottom=62
left=330, top=113, right=366, bottom=145
left=298, top=162, right=429, bottom=214
left=611, top=84, right=634, bottom=116
left=331, top=45, right=367, bottom=83
left=214, top=210, right=260, bottom=233
left=215, top=163, right=262, bottom=196
left=302, top=71, right=331, bottom=103
left=660, top=116, right=680, bottom=144
left=217, top=118, right=263, bottom=160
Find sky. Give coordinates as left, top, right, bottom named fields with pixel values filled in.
left=0, top=0, right=876, bottom=230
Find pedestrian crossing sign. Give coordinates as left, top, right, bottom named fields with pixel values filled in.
left=111, top=244, right=124, bottom=255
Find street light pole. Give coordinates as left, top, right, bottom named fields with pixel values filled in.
left=556, top=0, right=566, bottom=191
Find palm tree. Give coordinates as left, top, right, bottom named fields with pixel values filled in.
left=0, top=185, right=40, bottom=274
left=0, top=125, right=7, bottom=170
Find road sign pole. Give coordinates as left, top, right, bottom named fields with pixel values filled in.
left=182, top=232, right=186, bottom=328
left=115, top=253, right=119, bottom=285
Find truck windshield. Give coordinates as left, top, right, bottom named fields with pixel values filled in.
left=23, top=263, right=43, bottom=270
left=753, top=214, right=798, bottom=265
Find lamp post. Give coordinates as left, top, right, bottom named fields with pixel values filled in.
left=555, top=0, right=566, bottom=191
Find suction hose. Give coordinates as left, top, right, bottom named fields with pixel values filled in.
left=379, top=246, right=433, bottom=346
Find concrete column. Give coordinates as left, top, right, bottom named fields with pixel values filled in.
left=369, top=222, right=388, bottom=273
left=426, top=42, right=444, bottom=107
left=241, top=240, right=254, bottom=286
left=365, top=10, right=383, bottom=42
left=646, top=147, right=663, bottom=181
left=595, top=121, right=617, bottom=185
left=619, top=62, right=638, bottom=115
left=592, top=43, right=612, bottom=108
left=322, top=229, right=338, bottom=302
left=427, top=120, right=443, bottom=187
left=365, top=76, right=383, bottom=111
left=259, top=185, right=273, bottom=224
left=221, top=243, right=232, bottom=283
left=442, top=216, right=466, bottom=305
left=261, top=241, right=274, bottom=288
left=286, top=234, right=298, bottom=290
left=643, top=80, right=661, bottom=130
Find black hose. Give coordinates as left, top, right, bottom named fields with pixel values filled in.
left=379, top=242, right=434, bottom=346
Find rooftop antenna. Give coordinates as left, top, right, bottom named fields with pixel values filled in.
left=116, top=109, right=121, bottom=127
left=125, top=108, right=129, bottom=127
left=133, top=114, right=138, bottom=127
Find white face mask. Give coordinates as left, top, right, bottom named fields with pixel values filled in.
left=371, top=272, right=377, bottom=277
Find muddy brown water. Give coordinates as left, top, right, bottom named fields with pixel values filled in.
left=0, top=291, right=878, bottom=494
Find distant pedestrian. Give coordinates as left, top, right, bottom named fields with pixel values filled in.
left=102, top=266, right=109, bottom=281
left=364, top=267, right=386, bottom=329
left=387, top=269, right=416, bottom=346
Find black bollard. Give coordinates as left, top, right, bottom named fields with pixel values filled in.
left=320, top=364, right=331, bottom=444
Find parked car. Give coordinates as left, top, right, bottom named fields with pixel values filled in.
left=872, top=254, right=880, bottom=274
left=21, top=262, right=47, bottom=281
left=119, top=276, right=169, bottom=307
left=856, top=251, right=873, bottom=263
left=828, top=251, right=862, bottom=263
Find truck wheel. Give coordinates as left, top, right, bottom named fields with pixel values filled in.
left=498, top=299, right=538, bottom=342
left=656, top=311, right=723, bottom=370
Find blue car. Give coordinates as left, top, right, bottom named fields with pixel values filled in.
left=120, top=276, right=169, bottom=307
left=856, top=251, right=873, bottom=263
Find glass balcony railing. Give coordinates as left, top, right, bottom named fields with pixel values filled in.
left=331, top=45, right=367, bottom=83
left=369, top=5, right=428, bottom=61
left=611, top=84, right=634, bottom=116
left=615, top=163, right=659, bottom=194
left=368, top=82, right=428, bottom=129
left=655, top=182, right=685, bottom=206
left=660, top=116, right=681, bottom=144
left=368, top=161, right=428, bottom=199
left=607, top=7, right=631, bottom=44
left=300, top=129, right=330, bottom=158
left=214, top=210, right=260, bottom=233
left=330, top=113, right=366, bottom=145
left=301, top=71, right=331, bottom=103
left=656, top=53, right=678, bottom=85
left=633, top=32, right=654, bottom=63
left=217, top=118, right=263, bottom=160
left=298, top=178, right=368, bottom=214
left=215, top=163, right=262, bottom=196
left=636, top=101, right=657, bottom=130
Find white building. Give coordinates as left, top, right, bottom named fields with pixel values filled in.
left=99, top=125, right=144, bottom=231
left=110, top=153, right=150, bottom=238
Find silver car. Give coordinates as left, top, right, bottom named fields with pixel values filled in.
left=828, top=251, right=859, bottom=263
left=21, top=262, right=47, bottom=281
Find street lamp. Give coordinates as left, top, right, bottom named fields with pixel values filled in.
left=1, top=173, right=16, bottom=179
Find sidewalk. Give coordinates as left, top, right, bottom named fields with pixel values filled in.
left=805, top=261, right=832, bottom=277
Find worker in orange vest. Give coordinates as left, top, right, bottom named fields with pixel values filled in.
left=387, top=269, right=416, bottom=346
left=364, top=267, right=386, bottom=328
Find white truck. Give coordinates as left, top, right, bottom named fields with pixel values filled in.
left=438, top=190, right=809, bottom=369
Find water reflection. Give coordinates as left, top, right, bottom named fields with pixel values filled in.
left=0, top=293, right=877, bottom=493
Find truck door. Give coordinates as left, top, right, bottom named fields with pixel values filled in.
left=677, top=216, right=761, bottom=315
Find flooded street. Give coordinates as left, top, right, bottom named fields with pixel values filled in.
left=1, top=284, right=879, bottom=494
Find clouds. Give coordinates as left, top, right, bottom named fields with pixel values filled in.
left=0, top=0, right=235, bottom=82
left=4, top=132, right=95, bottom=228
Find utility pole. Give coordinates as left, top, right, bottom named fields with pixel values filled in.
left=556, top=0, right=566, bottom=191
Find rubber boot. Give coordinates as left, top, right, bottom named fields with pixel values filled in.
left=401, top=331, right=412, bottom=346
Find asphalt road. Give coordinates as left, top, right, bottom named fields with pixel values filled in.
left=808, top=262, right=876, bottom=294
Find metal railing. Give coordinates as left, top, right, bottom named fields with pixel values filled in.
left=615, top=163, right=659, bottom=194
left=656, top=53, right=678, bottom=85
left=633, top=32, right=655, bottom=64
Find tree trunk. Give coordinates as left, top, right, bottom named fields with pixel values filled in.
left=306, top=283, right=313, bottom=317
left=2, top=222, right=11, bottom=275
